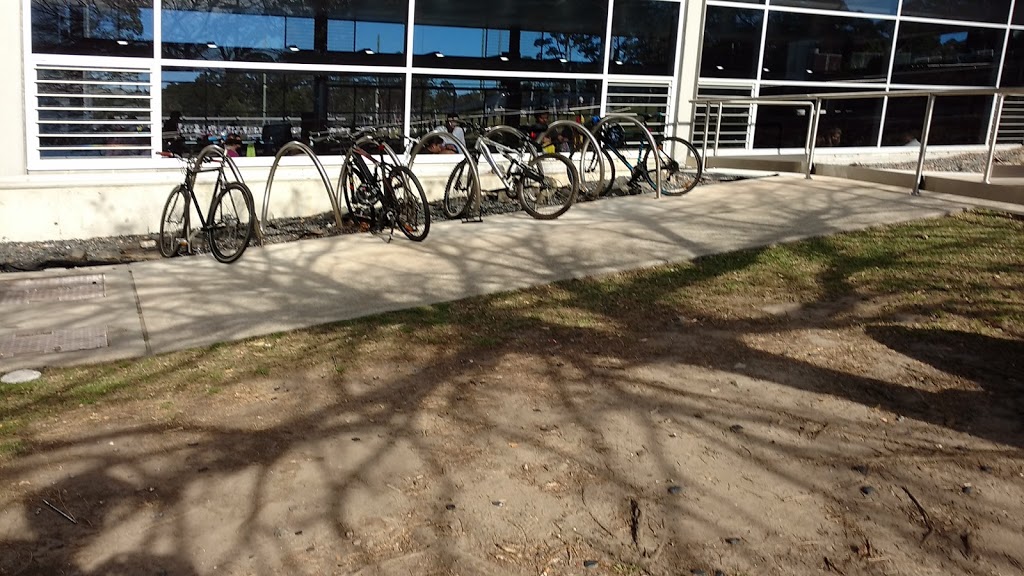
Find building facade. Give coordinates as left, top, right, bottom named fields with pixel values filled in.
left=1, top=1, right=1021, bottom=242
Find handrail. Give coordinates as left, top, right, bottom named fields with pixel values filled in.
left=693, top=87, right=1024, bottom=194
left=256, top=140, right=343, bottom=243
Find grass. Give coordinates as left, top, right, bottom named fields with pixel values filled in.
left=1, top=209, right=1022, bottom=462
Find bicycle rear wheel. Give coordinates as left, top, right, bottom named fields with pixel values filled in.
left=517, top=152, right=579, bottom=220
left=159, top=185, right=190, bottom=258
left=208, top=182, right=255, bottom=264
left=576, top=145, right=615, bottom=198
left=340, top=155, right=379, bottom=224
left=640, top=136, right=703, bottom=196
left=389, top=166, right=431, bottom=242
left=443, top=158, right=475, bottom=219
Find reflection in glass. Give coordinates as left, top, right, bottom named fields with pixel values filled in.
left=161, top=69, right=404, bottom=156
left=753, top=87, right=882, bottom=149
left=1015, top=3, right=1024, bottom=25
left=762, top=12, right=893, bottom=82
left=411, top=76, right=601, bottom=135
left=902, top=0, right=1011, bottom=24
left=1001, top=30, right=1023, bottom=87
left=700, top=6, right=764, bottom=79
left=609, top=0, right=680, bottom=75
left=413, top=0, right=606, bottom=72
left=882, top=95, right=992, bottom=145
left=892, top=22, right=1004, bottom=86
left=161, top=0, right=406, bottom=65
left=771, top=0, right=898, bottom=15
left=31, top=0, right=154, bottom=57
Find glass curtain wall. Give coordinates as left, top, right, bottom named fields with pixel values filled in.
left=27, top=0, right=682, bottom=160
left=700, top=0, right=1022, bottom=149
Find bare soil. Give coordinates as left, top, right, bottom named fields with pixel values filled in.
left=1, top=286, right=1022, bottom=575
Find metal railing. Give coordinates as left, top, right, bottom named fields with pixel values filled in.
left=694, top=87, right=1024, bottom=195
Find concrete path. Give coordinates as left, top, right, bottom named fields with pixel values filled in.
left=0, top=174, right=1010, bottom=371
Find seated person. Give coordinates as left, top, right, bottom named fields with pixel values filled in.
left=433, top=113, right=466, bottom=153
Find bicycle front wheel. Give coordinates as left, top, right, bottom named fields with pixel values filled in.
left=641, top=136, right=703, bottom=196
left=159, top=185, right=190, bottom=258
left=576, top=145, right=615, bottom=198
left=517, top=152, right=579, bottom=220
left=389, top=166, right=431, bottom=242
left=208, top=182, right=255, bottom=263
left=443, top=158, right=475, bottom=219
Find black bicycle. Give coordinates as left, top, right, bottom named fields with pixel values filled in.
left=338, top=134, right=431, bottom=242
left=158, top=148, right=256, bottom=264
left=576, top=119, right=703, bottom=197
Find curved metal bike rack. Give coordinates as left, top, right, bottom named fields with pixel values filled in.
left=336, top=134, right=406, bottom=208
left=591, top=115, right=662, bottom=198
left=257, top=140, right=343, bottom=243
left=407, top=127, right=483, bottom=220
left=537, top=120, right=605, bottom=196
left=194, top=144, right=247, bottom=186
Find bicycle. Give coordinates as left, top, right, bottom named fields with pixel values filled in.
left=338, top=131, right=431, bottom=242
left=158, top=146, right=256, bottom=264
left=441, top=123, right=579, bottom=220
left=575, top=117, right=703, bottom=197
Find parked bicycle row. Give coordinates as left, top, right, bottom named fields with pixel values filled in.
left=156, top=116, right=704, bottom=264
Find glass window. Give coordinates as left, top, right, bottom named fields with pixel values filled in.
left=753, top=87, right=883, bottom=149
left=700, top=6, right=764, bottom=79
left=31, top=0, right=154, bottom=57
left=771, top=1, right=898, bottom=15
left=1001, top=30, right=1024, bottom=87
left=762, top=12, right=893, bottom=82
left=610, top=0, right=681, bottom=75
left=161, top=69, right=404, bottom=156
left=1014, top=2, right=1024, bottom=24
left=411, top=76, right=601, bottom=135
left=902, top=1, right=1012, bottom=24
left=882, top=95, right=992, bottom=145
left=412, top=0, right=607, bottom=73
left=891, top=22, right=1004, bottom=86
left=161, top=0, right=407, bottom=66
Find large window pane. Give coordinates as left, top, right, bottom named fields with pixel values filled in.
left=411, top=76, right=601, bottom=135
left=413, top=0, right=606, bottom=73
left=610, top=0, right=681, bottom=75
left=162, top=69, right=404, bottom=156
left=902, top=0, right=1012, bottom=24
left=753, top=87, right=882, bottom=149
left=891, top=22, right=1004, bottom=86
left=1002, top=30, right=1024, bottom=87
left=882, top=95, right=992, bottom=145
left=762, top=12, right=893, bottom=82
left=700, top=6, right=764, bottom=79
left=32, top=0, right=154, bottom=57
left=161, top=0, right=407, bottom=66
left=771, top=0, right=898, bottom=15
left=1014, top=2, right=1024, bottom=25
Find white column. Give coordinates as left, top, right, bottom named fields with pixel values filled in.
left=4, top=0, right=28, bottom=177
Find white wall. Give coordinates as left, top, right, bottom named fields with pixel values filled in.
left=1, top=0, right=27, bottom=179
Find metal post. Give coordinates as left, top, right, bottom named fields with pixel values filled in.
left=913, top=94, right=937, bottom=196
left=701, top=100, right=711, bottom=161
left=805, top=99, right=822, bottom=180
left=984, top=93, right=1005, bottom=184
left=713, top=102, right=724, bottom=156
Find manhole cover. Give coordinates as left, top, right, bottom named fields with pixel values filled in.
left=0, top=326, right=109, bottom=358
left=2, top=369, right=41, bottom=383
left=0, top=274, right=105, bottom=305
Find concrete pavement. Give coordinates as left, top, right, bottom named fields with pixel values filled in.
left=0, top=174, right=1013, bottom=371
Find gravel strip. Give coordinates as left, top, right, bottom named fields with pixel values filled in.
left=856, top=146, right=1024, bottom=173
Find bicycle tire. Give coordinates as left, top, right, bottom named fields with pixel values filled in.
left=443, top=158, right=474, bottom=219
left=577, top=145, right=616, bottom=198
left=208, top=182, right=255, bottom=264
left=517, top=152, right=579, bottom=220
left=640, top=136, right=703, bottom=196
left=389, top=166, right=431, bottom=242
left=159, top=185, right=190, bottom=258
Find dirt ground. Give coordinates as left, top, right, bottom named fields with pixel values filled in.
left=1, top=281, right=1022, bottom=576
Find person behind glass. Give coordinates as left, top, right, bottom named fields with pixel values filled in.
left=528, top=111, right=554, bottom=153
left=441, top=113, right=466, bottom=152
left=224, top=133, right=243, bottom=158
left=162, top=110, right=185, bottom=156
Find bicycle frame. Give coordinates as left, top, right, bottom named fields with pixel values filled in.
left=472, top=134, right=536, bottom=192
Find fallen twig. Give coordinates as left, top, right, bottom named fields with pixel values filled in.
left=42, top=499, right=77, bottom=525
left=901, top=486, right=934, bottom=541
left=580, top=483, right=618, bottom=540
left=823, top=556, right=846, bottom=575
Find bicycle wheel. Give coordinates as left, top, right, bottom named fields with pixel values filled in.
left=340, top=155, right=378, bottom=222
left=640, top=136, right=703, bottom=196
left=159, top=185, right=190, bottom=258
left=443, top=158, right=475, bottom=219
left=517, top=152, right=579, bottom=220
left=576, top=145, right=615, bottom=198
left=389, top=166, right=431, bottom=242
left=208, top=182, right=255, bottom=264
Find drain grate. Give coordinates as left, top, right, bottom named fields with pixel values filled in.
left=0, top=274, right=105, bottom=305
left=0, top=326, right=109, bottom=358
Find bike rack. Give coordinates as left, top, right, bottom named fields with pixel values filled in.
left=538, top=120, right=605, bottom=197
left=194, top=144, right=247, bottom=186
left=338, top=134, right=405, bottom=204
left=408, top=127, right=484, bottom=221
left=257, top=141, right=343, bottom=243
left=590, top=115, right=662, bottom=198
